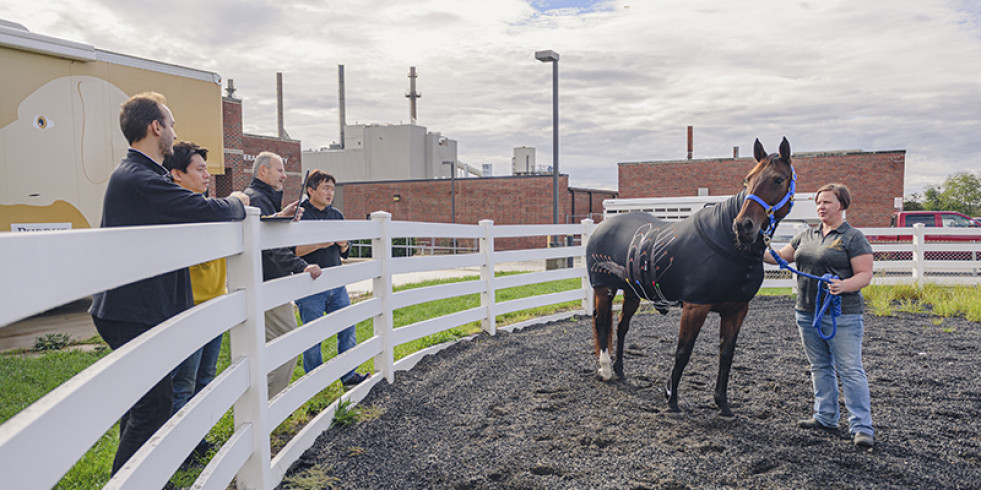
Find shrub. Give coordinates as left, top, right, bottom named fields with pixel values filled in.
left=33, top=333, right=71, bottom=351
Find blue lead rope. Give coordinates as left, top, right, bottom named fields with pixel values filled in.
left=766, top=247, right=840, bottom=340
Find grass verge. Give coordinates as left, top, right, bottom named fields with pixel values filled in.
left=863, top=283, right=981, bottom=321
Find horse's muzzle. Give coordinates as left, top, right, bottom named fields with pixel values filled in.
left=732, top=218, right=759, bottom=248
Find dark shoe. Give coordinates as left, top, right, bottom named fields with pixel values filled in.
left=854, top=432, right=874, bottom=449
left=798, top=418, right=837, bottom=431
left=342, top=372, right=370, bottom=388
left=192, top=439, right=213, bottom=459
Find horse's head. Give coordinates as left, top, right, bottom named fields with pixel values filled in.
left=733, top=137, right=796, bottom=250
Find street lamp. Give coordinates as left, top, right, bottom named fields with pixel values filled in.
left=442, top=161, right=456, bottom=224
left=535, top=49, right=560, bottom=252
left=443, top=161, right=457, bottom=253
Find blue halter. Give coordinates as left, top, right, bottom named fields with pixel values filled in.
left=744, top=165, right=797, bottom=239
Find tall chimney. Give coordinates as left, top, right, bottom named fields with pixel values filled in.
left=687, top=125, right=693, bottom=160
left=733, top=146, right=739, bottom=158
left=405, top=66, right=421, bottom=124
left=338, top=65, right=346, bottom=149
left=276, top=72, right=289, bottom=139
left=226, top=78, right=236, bottom=98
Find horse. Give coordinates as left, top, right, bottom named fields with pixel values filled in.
left=586, top=137, right=796, bottom=417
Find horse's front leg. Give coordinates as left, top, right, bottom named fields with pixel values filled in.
left=666, top=303, right=711, bottom=414
left=714, top=302, right=749, bottom=418
left=614, top=288, right=641, bottom=379
left=592, top=288, right=616, bottom=381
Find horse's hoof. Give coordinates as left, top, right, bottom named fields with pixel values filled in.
left=665, top=409, right=684, bottom=419
left=596, top=371, right=613, bottom=382
left=718, top=410, right=735, bottom=419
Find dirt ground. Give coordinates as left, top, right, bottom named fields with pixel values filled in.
left=282, top=296, right=981, bottom=489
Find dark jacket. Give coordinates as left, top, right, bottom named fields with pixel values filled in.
left=244, top=178, right=309, bottom=281
left=298, top=201, right=349, bottom=268
left=89, top=149, right=246, bottom=326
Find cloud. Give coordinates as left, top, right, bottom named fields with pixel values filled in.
left=2, top=0, right=979, bottom=193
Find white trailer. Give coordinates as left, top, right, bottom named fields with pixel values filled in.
left=603, top=194, right=820, bottom=243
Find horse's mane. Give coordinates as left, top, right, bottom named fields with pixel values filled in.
left=743, top=155, right=771, bottom=185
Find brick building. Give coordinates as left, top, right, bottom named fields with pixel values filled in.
left=336, top=175, right=616, bottom=250
left=214, top=94, right=302, bottom=204
left=618, top=150, right=906, bottom=228
left=213, top=91, right=613, bottom=250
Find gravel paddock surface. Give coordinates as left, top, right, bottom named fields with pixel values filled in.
left=282, top=296, right=981, bottom=489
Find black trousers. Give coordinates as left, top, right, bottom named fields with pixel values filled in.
left=92, top=316, right=172, bottom=475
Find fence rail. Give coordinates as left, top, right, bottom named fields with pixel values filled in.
left=0, top=211, right=594, bottom=490
left=761, top=223, right=981, bottom=289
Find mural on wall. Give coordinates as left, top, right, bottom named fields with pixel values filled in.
left=0, top=76, right=128, bottom=230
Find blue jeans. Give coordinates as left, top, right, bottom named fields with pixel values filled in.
left=296, top=286, right=357, bottom=381
left=171, top=334, right=222, bottom=415
left=796, top=310, right=873, bottom=436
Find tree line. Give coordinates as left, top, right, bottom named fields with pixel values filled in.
left=903, top=171, right=981, bottom=217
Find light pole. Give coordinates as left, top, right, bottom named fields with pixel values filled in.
left=443, top=161, right=457, bottom=252
left=535, top=50, right=560, bottom=247
left=442, top=161, right=456, bottom=224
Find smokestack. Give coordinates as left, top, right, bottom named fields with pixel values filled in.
left=338, top=65, right=346, bottom=149
left=687, top=125, right=693, bottom=160
left=733, top=146, right=739, bottom=158
left=405, top=66, right=421, bottom=124
left=276, top=72, right=289, bottom=139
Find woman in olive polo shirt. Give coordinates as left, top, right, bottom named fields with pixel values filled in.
left=766, top=183, right=875, bottom=449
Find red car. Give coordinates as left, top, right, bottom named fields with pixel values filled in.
left=868, top=211, right=981, bottom=260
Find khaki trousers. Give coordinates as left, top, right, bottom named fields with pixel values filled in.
left=266, top=302, right=300, bottom=398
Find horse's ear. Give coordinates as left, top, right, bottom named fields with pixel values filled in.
left=779, top=137, right=791, bottom=162
left=753, top=139, right=766, bottom=162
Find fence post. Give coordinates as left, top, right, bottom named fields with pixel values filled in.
left=581, top=218, right=595, bottom=316
left=479, top=219, right=496, bottom=335
left=912, top=223, right=925, bottom=285
left=225, top=208, right=272, bottom=489
left=371, top=212, right=395, bottom=383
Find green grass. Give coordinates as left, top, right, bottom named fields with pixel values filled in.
left=863, top=283, right=981, bottom=321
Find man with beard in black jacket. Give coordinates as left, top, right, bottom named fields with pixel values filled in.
left=89, top=92, right=250, bottom=475
left=244, top=151, right=322, bottom=398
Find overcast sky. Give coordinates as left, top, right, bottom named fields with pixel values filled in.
left=3, top=0, right=979, bottom=195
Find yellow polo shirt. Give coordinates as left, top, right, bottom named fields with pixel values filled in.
left=189, top=258, right=227, bottom=305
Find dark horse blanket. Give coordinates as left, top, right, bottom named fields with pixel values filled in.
left=587, top=190, right=768, bottom=308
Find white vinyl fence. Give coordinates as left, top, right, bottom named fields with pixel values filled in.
left=0, top=210, right=594, bottom=490
left=763, top=223, right=981, bottom=288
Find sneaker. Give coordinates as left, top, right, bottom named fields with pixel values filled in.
left=854, top=432, right=874, bottom=449
left=192, top=439, right=213, bottom=459
left=798, top=418, right=837, bottom=431
left=342, top=372, right=370, bottom=388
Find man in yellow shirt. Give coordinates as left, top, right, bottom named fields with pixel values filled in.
left=163, top=142, right=249, bottom=459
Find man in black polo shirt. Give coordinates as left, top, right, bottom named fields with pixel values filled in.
left=89, top=92, right=249, bottom=474
left=244, top=152, right=322, bottom=398
left=295, top=170, right=369, bottom=387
